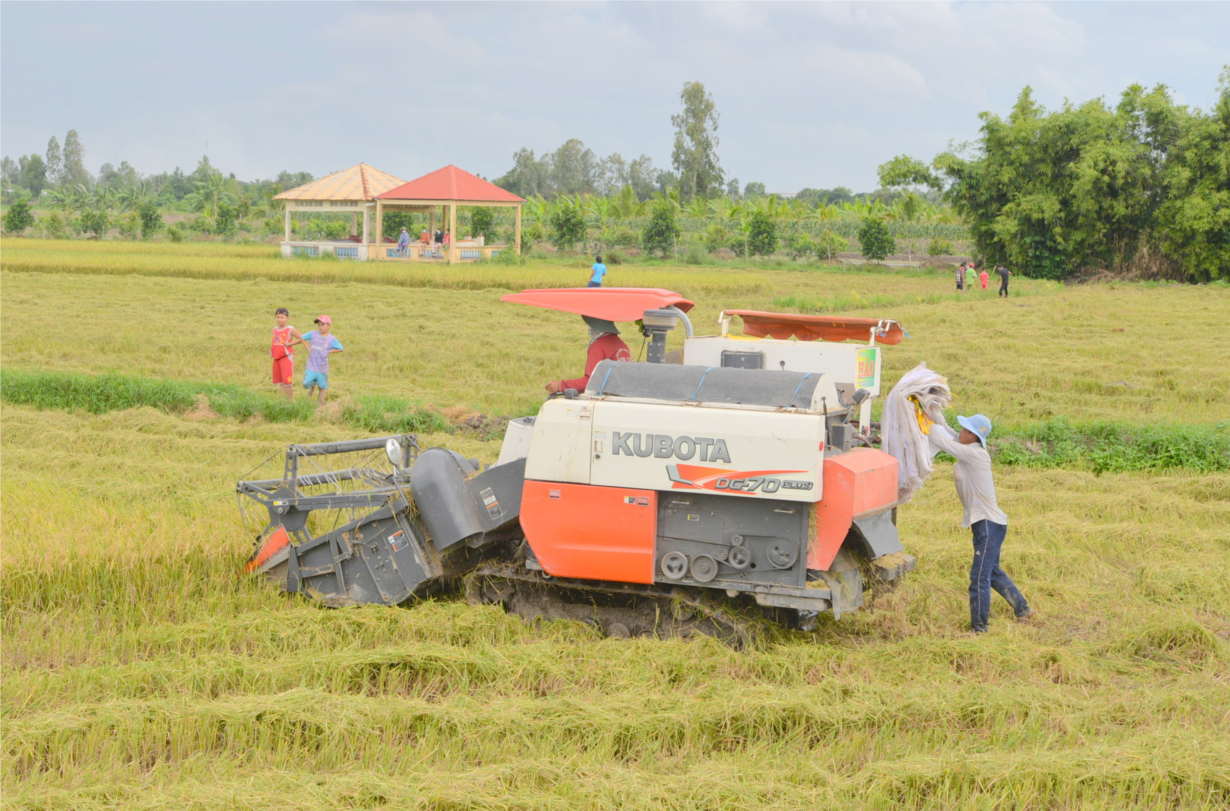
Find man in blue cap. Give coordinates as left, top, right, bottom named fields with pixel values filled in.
left=927, top=409, right=1034, bottom=633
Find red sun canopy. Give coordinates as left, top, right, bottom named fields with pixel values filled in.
left=725, top=311, right=905, bottom=345
left=501, top=288, right=695, bottom=321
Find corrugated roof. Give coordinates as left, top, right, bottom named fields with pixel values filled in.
left=377, top=165, right=525, bottom=203
left=274, top=164, right=404, bottom=201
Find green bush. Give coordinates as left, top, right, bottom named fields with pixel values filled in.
left=601, top=227, right=640, bottom=248
left=137, top=201, right=164, bottom=239
left=78, top=208, right=110, bottom=240
left=549, top=200, right=587, bottom=250
left=702, top=223, right=729, bottom=253
left=927, top=237, right=954, bottom=256
left=3, top=197, right=34, bottom=234
left=215, top=203, right=238, bottom=237
left=787, top=232, right=815, bottom=261
left=814, top=230, right=849, bottom=260
left=116, top=212, right=141, bottom=240
left=38, top=210, right=68, bottom=239
left=747, top=211, right=778, bottom=257
left=858, top=218, right=896, bottom=261
left=467, top=207, right=498, bottom=243
left=167, top=225, right=185, bottom=243
left=641, top=202, right=680, bottom=258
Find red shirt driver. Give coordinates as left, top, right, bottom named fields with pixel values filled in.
left=546, top=316, right=631, bottom=394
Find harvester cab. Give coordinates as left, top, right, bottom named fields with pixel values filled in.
left=239, top=288, right=914, bottom=644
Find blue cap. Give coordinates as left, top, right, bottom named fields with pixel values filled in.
left=957, top=414, right=992, bottom=448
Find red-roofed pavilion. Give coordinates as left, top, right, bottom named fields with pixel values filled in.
left=374, top=165, right=525, bottom=264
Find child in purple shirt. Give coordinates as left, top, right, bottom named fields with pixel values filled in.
left=291, top=315, right=344, bottom=405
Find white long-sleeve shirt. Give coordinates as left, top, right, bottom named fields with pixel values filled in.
left=927, top=422, right=1008, bottom=527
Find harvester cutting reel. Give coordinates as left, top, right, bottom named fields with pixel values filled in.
left=238, top=435, right=526, bottom=607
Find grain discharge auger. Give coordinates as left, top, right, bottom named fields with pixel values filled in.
left=239, top=289, right=915, bottom=644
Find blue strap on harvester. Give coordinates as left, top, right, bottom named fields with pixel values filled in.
left=786, top=373, right=812, bottom=409
left=596, top=362, right=616, bottom=396
left=690, top=367, right=715, bottom=401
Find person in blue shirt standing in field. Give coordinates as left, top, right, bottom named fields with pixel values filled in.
left=588, top=255, right=607, bottom=288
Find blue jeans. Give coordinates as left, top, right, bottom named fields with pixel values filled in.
left=587, top=281, right=602, bottom=288
left=969, top=520, right=1029, bottom=632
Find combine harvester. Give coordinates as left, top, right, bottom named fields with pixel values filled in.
left=239, top=289, right=913, bottom=643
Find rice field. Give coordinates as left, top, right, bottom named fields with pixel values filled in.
left=2, top=240, right=1228, bottom=809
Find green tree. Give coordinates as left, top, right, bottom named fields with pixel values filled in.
left=747, top=210, right=779, bottom=256
left=79, top=208, right=109, bottom=239
left=19, top=154, right=47, bottom=197
left=137, top=200, right=163, bottom=239
left=743, top=181, right=765, bottom=199
left=787, top=232, right=815, bottom=261
left=3, top=197, right=35, bottom=234
left=918, top=78, right=1230, bottom=281
left=642, top=199, right=680, bottom=257
left=1155, top=69, right=1230, bottom=281
left=215, top=202, right=237, bottom=236
left=703, top=223, right=730, bottom=253
left=186, top=168, right=237, bottom=218
left=549, top=196, right=587, bottom=250
left=62, top=130, right=90, bottom=188
left=877, top=155, right=939, bottom=193
left=858, top=218, right=896, bottom=261
left=815, top=229, right=849, bottom=261
left=467, top=206, right=498, bottom=242
left=45, top=136, right=63, bottom=188
left=671, top=81, right=724, bottom=200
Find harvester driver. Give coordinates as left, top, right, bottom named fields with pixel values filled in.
left=545, top=316, right=631, bottom=395
left=926, top=408, right=1034, bottom=634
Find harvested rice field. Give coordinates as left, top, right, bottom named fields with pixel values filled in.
left=2, top=240, right=1228, bottom=810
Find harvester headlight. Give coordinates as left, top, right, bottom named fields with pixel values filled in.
left=385, top=438, right=404, bottom=469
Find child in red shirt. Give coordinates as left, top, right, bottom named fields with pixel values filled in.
left=271, top=307, right=303, bottom=400
left=979, top=268, right=989, bottom=290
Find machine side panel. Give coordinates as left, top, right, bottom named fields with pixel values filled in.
left=523, top=398, right=594, bottom=484
left=590, top=400, right=825, bottom=503
left=683, top=337, right=867, bottom=398
left=809, top=449, right=900, bottom=570
left=521, top=480, right=657, bottom=584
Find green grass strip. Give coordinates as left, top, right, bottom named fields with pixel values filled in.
left=0, top=369, right=450, bottom=435
left=990, top=417, right=1230, bottom=474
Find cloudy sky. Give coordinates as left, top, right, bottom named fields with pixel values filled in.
left=2, top=1, right=1227, bottom=192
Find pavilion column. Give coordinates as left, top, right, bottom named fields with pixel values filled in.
left=351, top=211, right=358, bottom=237
left=514, top=204, right=522, bottom=256
left=448, top=204, right=458, bottom=266
left=362, top=206, right=370, bottom=245
left=429, top=207, right=435, bottom=239
left=376, top=201, right=384, bottom=250
left=284, top=206, right=292, bottom=242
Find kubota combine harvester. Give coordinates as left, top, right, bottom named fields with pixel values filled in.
left=239, top=289, right=914, bottom=643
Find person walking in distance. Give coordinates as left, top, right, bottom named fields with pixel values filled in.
left=926, top=408, right=1033, bottom=633
left=997, top=265, right=1012, bottom=297
left=979, top=267, right=989, bottom=291
left=270, top=307, right=303, bottom=401
left=955, top=263, right=966, bottom=291
left=588, top=254, right=607, bottom=288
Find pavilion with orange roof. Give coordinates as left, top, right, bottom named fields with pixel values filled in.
left=374, top=165, right=525, bottom=264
